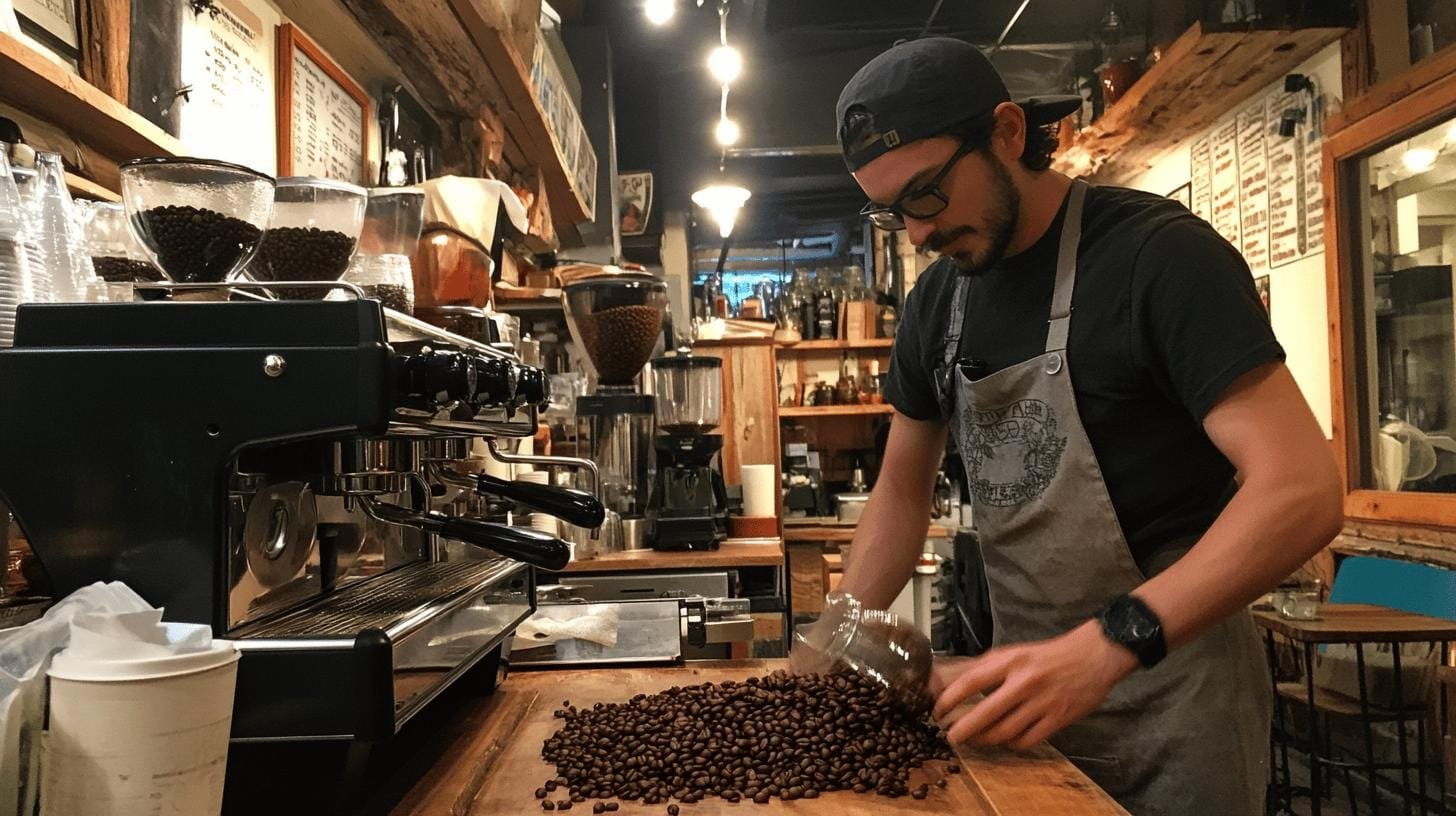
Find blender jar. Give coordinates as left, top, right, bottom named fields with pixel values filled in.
left=651, top=350, right=722, bottom=433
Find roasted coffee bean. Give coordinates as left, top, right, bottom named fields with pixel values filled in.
left=570, top=303, right=663, bottom=384
left=947, top=763, right=961, bottom=774
left=542, top=802, right=555, bottom=811
left=133, top=206, right=263, bottom=284
left=667, top=806, right=679, bottom=816
left=361, top=283, right=412, bottom=313
left=92, top=256, right=164, bottom=284
left=251, top=226, right=356, bottom=299
left=535, top=788, right=548, bottom=799
left=592, top=804, right=605, bottom=814
left=537, top=671, right=951, bottom=808
left=603, top=804, right=618, bottom=812
left=911, top=788, right=928, bottom=800
left=936, top=778, right=948, bottom=788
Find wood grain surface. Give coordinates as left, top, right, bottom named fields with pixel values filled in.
left=389, top=661, right=1127, bottom=816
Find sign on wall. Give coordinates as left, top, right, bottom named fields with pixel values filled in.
left=177, top=0, right=275, bottom=175
left=13, top=0, right=77, bottom=49
left=276, top=23, right=369, bottom=185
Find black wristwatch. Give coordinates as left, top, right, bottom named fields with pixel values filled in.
left=1096, top=594, right=1167, bottom=669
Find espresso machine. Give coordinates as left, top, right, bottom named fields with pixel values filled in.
left=648, top=348, right=728, bottom=550
left=0, top=297, right=603, bottom=806
left=561, top=272, right=669, bottom=549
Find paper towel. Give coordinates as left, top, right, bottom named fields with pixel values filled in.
left=740, top=464, right=776, bottom=518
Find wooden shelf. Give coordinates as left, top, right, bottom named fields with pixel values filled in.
left=779, top=404, right=893, bottom=418
left=1052, top=22, right=1348, bottom=186
left=775, top=338, right=894, bottom=352
left=66, top=172, right=119, bottom=202
left=555, top=539, right=784, bottom=574
left=448, top=0, right=592, bottom=226
left=0, top=31, right=182, bottom=164
left=493, top=286, right=562, bottom=311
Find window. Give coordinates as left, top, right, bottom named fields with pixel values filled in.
left=1352, top=112, right=1456, bottom=494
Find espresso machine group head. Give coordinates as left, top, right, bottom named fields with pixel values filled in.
left=0, top=298, right=601, bottom=752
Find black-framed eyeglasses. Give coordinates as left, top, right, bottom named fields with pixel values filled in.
left=859, top=142, right=975, bottom=231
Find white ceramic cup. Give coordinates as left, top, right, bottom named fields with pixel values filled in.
left=41, top=638, right=240, bottom=816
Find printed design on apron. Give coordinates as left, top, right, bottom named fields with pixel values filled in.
left=961, top=397, right=1068, bottom=507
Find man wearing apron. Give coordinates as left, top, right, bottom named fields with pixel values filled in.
left=819, top=38, right=1342, bottom=815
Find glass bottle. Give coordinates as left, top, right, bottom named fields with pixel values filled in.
left=792, top=591, right=932, bottom=709
left=860, top=359, right=883, bottom=404
left=814, top=269, right=837, bottom=340
left=793, top=269, right=815, bottom=338
left=34, top=152, right=103, bottom=303
left=835, top=352, right=859, bottom=405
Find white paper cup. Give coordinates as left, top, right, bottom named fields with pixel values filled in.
left=740, top=464, right=777, bottom=518
left=41, top=638, right=240, bottom=816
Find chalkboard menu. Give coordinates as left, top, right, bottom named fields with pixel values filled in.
left=275, top=23, right=368, bottom=185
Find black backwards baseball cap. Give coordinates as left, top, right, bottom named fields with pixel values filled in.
left=836, top=37, right=1081, bottom=172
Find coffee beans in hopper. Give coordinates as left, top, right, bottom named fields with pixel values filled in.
left=538, top=671, right=955, bottom=807
left=92, top=256, right=169, bottom=300
left=573, top=304, right=662, bottom=384
left=252, top=226, right=356, bottom=299
left=134, top=205, right=262, bottom=284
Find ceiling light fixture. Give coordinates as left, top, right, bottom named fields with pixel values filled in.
left=692, top=184, right=751, bottom=238
left=644, top=0, right=674, bottom=25
left=1403, top=146, right=1438, bottom=173
left=708, top=45, right=742, bottom=84
left=714, top=117, right=741, bottom=146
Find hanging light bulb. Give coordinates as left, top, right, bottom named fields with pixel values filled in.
left=714, top=117, right=741, bottom=147
left=708, top=45, right=743, bottom=84
left=644, top=0, right=674, bottom=25
left=692, top=184, right=751, bottom=238
left=1403, top=146, right=1438, bottom=173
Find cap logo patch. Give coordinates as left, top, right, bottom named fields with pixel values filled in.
left=883, top=130, right=901, bottom=148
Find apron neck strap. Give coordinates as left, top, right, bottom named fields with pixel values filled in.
left=943, top=273, right=970, bottom=370
left=1045, top=179, right=1088, bottom=354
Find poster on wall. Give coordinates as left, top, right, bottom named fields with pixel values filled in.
left=1303, top=98, right=1326, bottom=255
left=177, top=0, right=275, bottom=175
left=1266, top=88, right=1306, bottom=268
left=1236, top=100, right=1270, bottom=273
left=13, top=0, right=78, bottom=49
left=619, top=172, right=653, bottom=236
left=276, top=23, right=369, bottom=185
left=1190, top=135, right=1213, bottom=222
left=1210, top=119, right=1242, bottom=247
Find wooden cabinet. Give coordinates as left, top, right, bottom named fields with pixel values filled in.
left=695, top=338, right=780, bottom=493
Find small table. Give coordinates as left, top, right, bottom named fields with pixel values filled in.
left=1252, top=604, right=1456, bottom=816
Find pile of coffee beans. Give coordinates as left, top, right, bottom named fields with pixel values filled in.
left=361, top=283, right=413, bottom=313
left=134, top=205, right=262, bottom=283
left=92, top=256, right=169, bottom=300
left=573, top=304, right=662, bottom=384
left=252, top=226, right=356, bottom=299
left=538, top=671, right=954, bottom=809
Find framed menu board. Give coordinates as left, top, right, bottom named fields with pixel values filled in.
left=275, top=23, right=369, bottom=184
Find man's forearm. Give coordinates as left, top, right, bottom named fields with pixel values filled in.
left=836, top=483, right=935, bottom=610
left=1135, top=469, right=1341, bottom=651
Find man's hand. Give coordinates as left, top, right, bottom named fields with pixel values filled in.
left=932, top=621, right=1138, bottom=751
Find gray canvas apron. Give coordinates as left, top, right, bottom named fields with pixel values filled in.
left=945, top=180, right=1271, bottom=815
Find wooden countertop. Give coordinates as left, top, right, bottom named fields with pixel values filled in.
left=389, top=661, right=1127, bottom=816
left=1251, top=603, right=1456, bottom=643
left=557, top=540, right=784, bottom=574
left=784, top=520, right=953, bottom=543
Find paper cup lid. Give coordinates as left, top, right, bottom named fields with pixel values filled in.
left=49, top=637, right=239, bottom=682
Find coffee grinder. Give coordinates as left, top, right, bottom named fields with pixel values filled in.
left=562, top=272, right=668, bottom=547
left=648, top=348, right=728, bottom=550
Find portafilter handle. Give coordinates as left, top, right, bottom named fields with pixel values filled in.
left=474, top=473, right=605, bottom=529
left=360, top=498, right=570, bottom=571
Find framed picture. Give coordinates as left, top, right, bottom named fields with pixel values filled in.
left=619, top=172, right=652, bottom=236
left=1167, top=182, right=1192, bottom=211
left=13, top=0, right=79, bottom=61
left=1254, top=274, right=1271, bottom=316
left=275, top=23, right=370, bottom=184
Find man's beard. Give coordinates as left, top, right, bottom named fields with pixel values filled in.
left=921, top=153, right=1019, bottom=276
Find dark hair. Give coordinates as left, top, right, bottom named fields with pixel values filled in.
left=840, top=107, right=1059, bottom=172
left=943, top=116, right=1059, bottom=172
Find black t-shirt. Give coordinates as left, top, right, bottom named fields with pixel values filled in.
left=885, top=184, right=1284, bottom=565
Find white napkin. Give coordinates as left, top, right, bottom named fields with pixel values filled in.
left=64, top=610, right=212, bottom=663
left=511, top=605, right=621, bottom=651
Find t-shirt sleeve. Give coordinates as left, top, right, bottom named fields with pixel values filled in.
left=883, top=270, right=944, bottom=422
left=1131, top=217, right=1286, bottom=421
